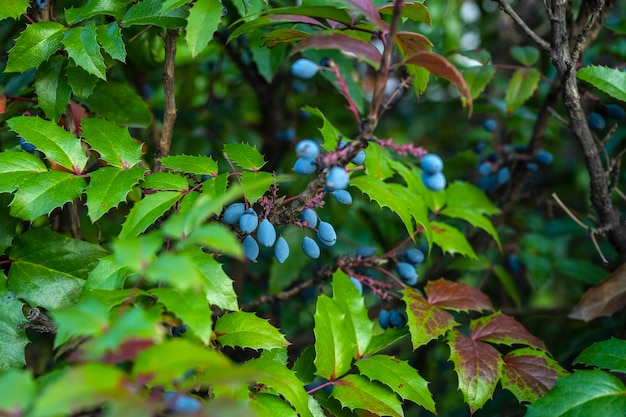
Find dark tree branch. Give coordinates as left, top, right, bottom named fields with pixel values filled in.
left=492, top=0, right=551, bottom=53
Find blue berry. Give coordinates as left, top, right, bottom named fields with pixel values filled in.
left=535, top=149, right=553, bottom=165
left=350, top=277, right=363, bottom=295
left=378, top=309, right=391, bottom=329
left=200, top=174, right=212, bottom=182
left=421, top=171, right=446, bottom=191
left=223, top=203, right=245, bottom=225
left=496, top=166, right=510, bottom=184
left=302, top=237, right=320, bottom=259
left=239, top=208, right=258, bottom=233
left=300, top=208, right=318, bottom=228
left=293, top=157, right=318, bottom=175
left=319, top=58, right=331, bottom=67
left=400, top=248, right=425, bottom=266
left=19, top=138, right=36, bottom=153
left=326, top=166, right=349, bottom=190
left=478, top=162, right=492, bottom=176
left=331, top=190, right=352, bottom=205
left=295, top=139, right=320, bottom=158
left=483, top=118, right=497, bottom=132
left=164, top=392, right=202, bottom=414
left=274, top=236, right=290, bottom=264
left=243, top=235, right=259, bottom=261
left=351, top=150, right=366, bottom=165
left=477, top=174, right=497, bottom=193
left=472, top=142, right=486, bottom=154
left=420, top=154, right=444, bottom=174
left=171, top=325, right=187, bottom=338
left=606, top=104, right=625, bottom=119
left=356, top=246, right=377, bottom=257
left=317, top=221, right=337, bottom=246
left=389, top=309, right=407, bottom=328
left=526, top=162, right=539, bottom=172
left=257, top=219, right=277, bottom=247
left=588, top=111, right=606, bottom=131
left=291, top=58, right=319, bottom=79
left=508, top=254, right=522, bottom=274
left=396, top=262, right=418, bottom=286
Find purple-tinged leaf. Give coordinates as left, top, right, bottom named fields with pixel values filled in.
left=396, top=31, right=432, bottom=54
left=339, top=0, right=388, bottom=31
left=470, top=312, right=547, bottom=350
left=403, top=287, right=458, bottom=349
left=262, top=29, right=310, bottom=48
left=291, top=33, right=382, bottom=69
left=426, top=278, right=494, bottom=312
left=379, top=1, right=432, bottom=26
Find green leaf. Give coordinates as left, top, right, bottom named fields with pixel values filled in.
left=52, top=298, right=110, bottom=348
left=215, top=311, right=289, bottom=351
left=0, top=195, right=19, bottom=255
left=5, top=22, right=65, bottom=73
left=119, top=191, right=183, bottom=239
left=447, top=330, right=503, bottom=413
left=0, top=281, right=29, bottom=372
left=223, top=143, right=266, bottom=171
left=577, top=65, right=626, bottom=102
left=331, top=271, right=372, bottom=357
left=142, top=172, right=189, bottom=191
left=186, top=0, right=222, bottom=57
left=177, top=223, right=243, bottom=259
left=364, top=141, right=395, bottom=180
left=462, top=65, right=495, bottom=99
left=251, top=393, right=298, bottom=417
left=332, top=374, right=403, bottom=417
left=574, top=338, right=626, bottom=374
left=35, top=55, right=71, bottom=122
left=431, top=221, right=477, bottom=259
left=553, top=258, right=608, bottom=285
left=526, top=370, right=626, bottom=417
left=0, top=0, right=29, bottom=20
left=112, top=232, right=163, bottom=273
left=403, top=287, right=458, bottom=348
left=82, top=118, right=144, bottom=168
left=62, top=23, right=107, bottom=80
left=65, top=0, right=129, bottom=23
left=302, top=106, right=345, bottom=151
left=160, top=155, right=219, bottom=176
left=83, top=81, right=153, bottom=127
left=160, top=0, right=188, bottom=13
left=241, top=171, right=274, bottom=204
left=96, top=22, right=126, bottom=62
left=150, top=287, right=213, bottom=344
left=7, top=116, right=89, bottom=173
left=0, top=370, right=36, bottom=413
left=0, top=152, right=48, bottom=194
left=445, top=180, right=500, bottom=215
left=379, top=1, right=431, bottom=25
left=357, top=355, right=436, bottom=413
left=86, top=166, right=147, bottom=222
left=440, top=206, right=500, bottom=247
left=511, top=46, right=540, bottom=66
left=363, top=327, right=409, bottom=356
left=83, top=254, right=132, bottom=291
left=66, top=63, right=99, bottom=98
left=122, top=0, right=189, bottom=28
left=9, top=171, right=86, bottom=221
left=187, top=246, right=238, bottom=311
left=144, top=251, right=204, bottom=291
left=505, top=68, right=540, bottom=113
left=314, top=295, right=357, bottom=380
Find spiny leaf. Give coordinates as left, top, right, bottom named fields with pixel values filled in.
left=301, top=106, right=345, bottom=152
left=223, top=143, right=266, bottom=171
left=35, top=55, right=71, bottom=122
left=144, top=251, right=204, bottom=291
left=426, top=278, right=493, bottom=312
left=463, top=65, right=496, bottom=99
left=574, top=338, right=626, bottom=374
left=82, top=118, right=144, bottom=168
left=65, top=0, right=129, bottom=23
left=577, top=65, right=626, bottom=102
left=187, top=247, right=238, bottom=311
left=403, top=287, right=458, bottom=349
left=379, top=1, right=431, bottom=25
left=150, top=287, right=213, bottom=344
left=331, top=271, right=372, bottom=358
left=470, top=312, right=546, bottom=350
left=0, top=152, right=48, bottom=194
left=96, top=22, right=126, bottom=62
left=176, top=223, right=243, bottom=259
left=160, top=155, right=219, bottom=176
left=119, top=191, right=183, bottom=239
left=215, top=311, right=289, bottom=351
left=0, top=281, right=29, bottom=372
left=83, top=254, right=132, bottom=291
left=505, top=68, right=540, bottom=113
left=241, top=171, right=274, bottom=204
left=332, top=374, right=402, bottom=417
left=441, top=206, right=501, bottom=247
left=0, top=0, right=30, bottom=20
left=5, top=21, right=65, bottom=73
left=83, top=81, right=153, bottom=127
left=142, top=172, right=189, bottom=191
left=186, top=0, right=223, bottom=57
left=430, top=221, right=478, bottom=259
left=86, top=166, right=147, bottom=222
left=122, top=0, right=189, bottom=28
left=62, top=23, right=107, bottom=80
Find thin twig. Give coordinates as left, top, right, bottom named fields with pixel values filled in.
left=551, top=192, right=589, bottom=230
left=491, top=0, right=552, bottom=53
left=570, top=0, right=604, bottom=65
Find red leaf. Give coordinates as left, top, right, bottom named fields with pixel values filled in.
left=403, top=51, right=473, bottom=112
left=426, top=278, right=493, bottom=312
left=501, top=348, right=567, bottom=403
left=0, top=94, right=6, bottom=114
left=291, top=33, right=382, bottom=68
left=268, top=14, right=327, bottom=28
left=395, top=32, right=432, bottom=56
left=470, top=312, right=547, bottom=350
left=569, top=263, right=626, bottom=322
left=403, top=287, right=458, bottom=349
left=448, top=330, right=503, bottom=414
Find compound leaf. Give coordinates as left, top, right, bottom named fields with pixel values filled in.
left=96, top=22, right=126, bottom=62
left=65, top=0, right=129, bottom=23
left=0, top=152, right=48, bottom=194
left=122, top=0, right=188, bottom=28
left=187, top=247, right=238, bottom=311
left=470, top=312, right=547, bottom=350
left=1, top=0, right=29, bottom=20
left=150, top=287, right=213, bottom=344
left=83, top=81, right=153, bottom=127
left=86, top=167, right=147, bottom=222
left=0, top=280, right=29, bottom=372
left=119, top=191, right=182, bottom=239
left=331, top=271, right=372, bottom=358
left=431, top=221, right=477, bottom=259
left=6, top=21, right=65, bottom=73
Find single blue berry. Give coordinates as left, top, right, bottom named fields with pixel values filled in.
left=223, top=203, right=245, bottom=225
left=317, top=221, right=337, bottom=246
left=483, top=118, right=497, bottom=132
left=171, top=325, right=187, bottom=338
left=326, top=166, right=349, bottom=190
left=356, top=246, right=377, bottom=257
left=535, top=149, right=553, bottom=165
left=526, top=162, right=539, bottom=172
left=274, top=236, right=290, bottom=264
left=421, top=171, right=447, bottom=191
left=477, top=174, right=497, bottom=193
left=243, top=235, right=259, bottom=261
left=396, top=262, right=418, bottom=286
left=295, top=139, right=320, bottom=158
left=389, top=309, right=408, bottom=328
left=302, top=236, right=320, bottom=259
left=239, top=208, right=259, bottom=234
left=508, top=254, right=522, bottom=274
left=164, top=392, right=202, bottom=414
left=496, top=166, right=510, bottom=184
left=351, top=150, right=366, bottom=165
left=478, top=162, right=492, bottom=176
left=19, top=138, right=36, bottom=153
left=588, top=111, right=606, bottom=131
left=331, top=190, right=352, bottom=205
left=294, top=157, right=318, bottom=175
left=300, top=208, right=318, bottom=228
left=319, top=58, right=331, bottom=67
left=421, top=154, right=444, bottom=174
left=291, top=58, right=319, bottom=79
left=350, top=277, right=363, bottom=295
left=257, top=219, right=277, bottom=247
left=606, top=104, right=625, bottom=119
left=378, top=309, right=391, bottom=329
left=400, top=248, right=425, bottom=266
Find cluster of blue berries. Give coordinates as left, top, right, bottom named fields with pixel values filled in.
left=378, top=308, right=408, bottom=329
left=300, top=208, right=338, bottom=259
left=395, top=248, right=424, bottom=286
left=588, top=104, right=624, bottom=131
left=420, top=154, right=446, bottom=191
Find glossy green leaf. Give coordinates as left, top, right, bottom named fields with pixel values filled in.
left=251, top=393, right=297, bottom=417
left=0, top=370, right=36, bottom=413
left=187, top=247, right=238, bottom=311
left=144, top=251, right=204, bottom=291
left=5, top=21, right=65, bottom=73
left=446, top=181, right=500, bottom=215
left=142, top=172, right=189, bottom=191
left=52, top=297, right=110, bottom=348
left=440, top=206, right=500, bottom=247
left=0, top=0, right=29, bottom=20
left=511, top=46, right=540, bottom=66
left=553, top=258, right=607, bottom=285
left=526, top=370, right=626, bottom=417
left=577, top=66, right=626, bottom=102
left=357, top=355, right=435, bottom=413
left=332, top=374, right=402, bottom=417
left=403, top=287, right=458, bottom=349
left=431, top=221, right=477, bottom=259
left=0, top=280, right=28, bottom=372
left=9, top=171, right=86, bottom=221
left=35, top=55, right=71, bottom=122
left=96, top=22, right=126, bottom=62
left=7, top=116, right=89, bottom=173
left=62, top=23, right=106, bottom=80
left=122, top=0, right=188, bottom=28
left=470, top=312, right=547, bottom=350
left=379, top=1, right=431, bottom=25
left=364, top=328, right=409, bottom=356
left=505, top=68, right=540, bottom=113
left=331, top=271, right=372, bottom=357
left=83, top=81, right=153, bottom=127
left=314, top=295, right=357, bottom=380
left=119, top=191, right=183, bottom=238
left=83, top=254, right=133, bottom=291
left=448, top=330, right=503, bottom=413
left=186, top=0, right=222, bottom=57
left=82, top=119, right=144, bottom=169
left=574, top=338, right=626, bottom=374
left=241, top=171, right=274, bottom=204
left=177, top=223, right=243, bottom=259
left=160, top=0, right=188, bottom=13
left=223, top=143, right=266, bottom=171
left=463, top=65, right=495, bottom=99
left=66, top=63, right=99, bottom=98
left=160, top=155, right=219, bottom=176
left=301, top=106, right=344, bottom=152
left=0, top=196, right=19, bottom=255
left=86, top=166, right=147, bottom=222
left=150, top=287, right=213, bottom=344
left=65, top=0, right=129, bottom=23
left=364, top=141, right=396, bottom=180
left=112, top=232, right=163, bottom=273
left=0, top=152, right=47, bottom=194
left=215, top=311, right=289, bottom=351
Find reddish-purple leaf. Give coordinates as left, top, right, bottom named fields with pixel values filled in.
left=290, top=33, right=382, bottom=69
left=403, top=287, right=458, bottom=349
left=396, top=32, right=432, bottom=55
left=470, top=312, right=547, bottom=350
left=268, top=14, right=327, bottom=28
left=448, top=330, right=503, bottom=414
left=403, top=51, right=473, bottom=111
left=341, top=0, right=388, bottom=31
left=261, top=29, right=309, bottom=48
left=501, top=348, right=568, bottom=403
left=569, top=263, right=626, bottom=322
left=426, top=278, right=494, bottom=312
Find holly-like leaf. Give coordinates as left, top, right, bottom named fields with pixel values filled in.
left=301, top=106, right=345, bottom=152
left=5, top=22, right=65, bottom=73
left=430, top=221, right=477, bottom=259
left=122, top=0, right=188, bottom=28
left=7, top=116, right=89, bottom=173
left=65, top=0, right=129, bottom=23
left=446, top=181, right=500, bottom=215
left=86, top=166, right=146, bottom=222
left=52, top=297, right=110, bottom=348
left=0, top=196, right=19, bottom=255
left=215, top=311, right=289, bottom=351
left=577, top=65, right=626, bottom=102
left=331, top=271, right=372, bottom=358
left=251, top=394, right=298, bottom=417
left=470, top=312, right=546, bottom=350
left=574, top=338, right=626, bottom=374
left=526, top=370, right=626, bottom=417
left=187, top=247, right=238, bottom=311
left=119, top=191, right=183, bottom=239
left=82, top=119, right=144, bottom=169
left=62, top=23, right=107, bottom=80
left=0, top=152, right=48, bottom=194
left=35, top=55, right=71, bottom=122
left=112, top=232, right=163, bottom=273
left=223, top=143, right=266, bottom=171
left=363, top=327, right=409, bottom=357
left=291, top=33, right=382, bottom=69
left=241, top=171, right=274, bottom=204
left=0, top=369, right=36, bottom=415
left=9, top=171, right=86, bottom=221
left=569, top=262, right=626, bottom=322
left=96, top=22, right=126, bottom=62
left=150, top=287, right=213, bottom=344
left=403, top=287, right=458, bottom=349
left=463, top=65, right=495, bottom=99
left=0, top=280, right=28, bottom=372
left=332, top=374, right=402, bottom=417
left=160, top=155, right=219, bottom=176
left=83, top=81, right=153, bottom=127
left=356, top=355, right=436, bottom=413
left=501, top=348, right=567, bottom=403
left=142, top=172, right=189, bottom=191
left=426, top=278, right=494, bottom=312
left=0, top=0, right=29, bottom=20
left=441, top=206, right=501, bottom=247
left=511, top=46, right=540, bottom=66
left=66, top=64, right=99, bottom=99
left=314, top=295, right=358, bottom=380
left=448, top=329, right=503, bottom=413
left=83, top=254, right=132, bottom=291
left=186, top=0, right=222, bottom=57
left=505, top=68, right=540, bottom=113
